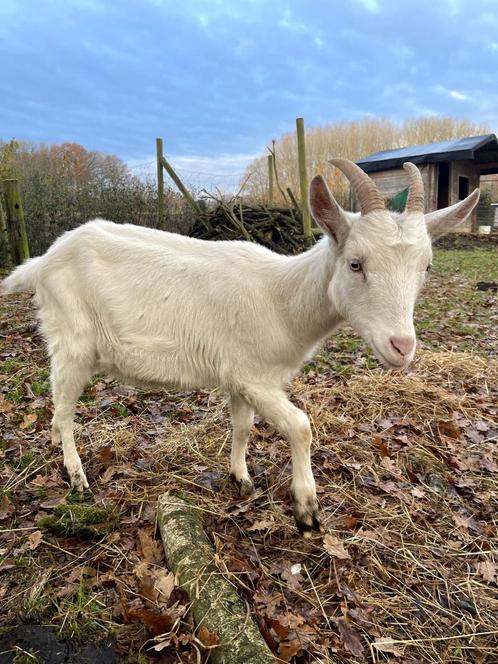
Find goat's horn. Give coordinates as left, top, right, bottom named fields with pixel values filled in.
left=403, top=162, right=425, bottom=214
left=328, top=158, right=384, bottom=215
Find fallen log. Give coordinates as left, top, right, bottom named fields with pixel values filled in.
left=157, top=493, right=275, bottom=664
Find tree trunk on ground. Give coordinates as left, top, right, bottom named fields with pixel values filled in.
left=157, top=493, right=275, bottom=664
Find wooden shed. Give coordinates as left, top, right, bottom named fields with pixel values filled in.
left=356, top=134, right=498, bottom=231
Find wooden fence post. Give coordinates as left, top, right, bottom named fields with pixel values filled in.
left=156, top=138, right=165, bottom=228
left=296, top=118, right=312, bottom=243
left=267, top=154, right=274, bottom=205
left=159, top=155, right=202, bottom=217
left=3, top=179, right=29, bottom=265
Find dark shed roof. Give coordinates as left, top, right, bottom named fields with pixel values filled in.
left=357, top=134, right=498, bottom=173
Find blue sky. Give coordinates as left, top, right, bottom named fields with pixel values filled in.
left=1, top=0, right=497, bottom=188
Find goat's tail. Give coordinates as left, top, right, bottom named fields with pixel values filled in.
left=1, top=257, right=44, bottom=294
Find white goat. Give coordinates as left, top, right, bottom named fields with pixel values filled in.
left=2, top=160, right=479, bottom=535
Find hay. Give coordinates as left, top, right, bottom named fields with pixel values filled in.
left=66, top=348, right=496, bottom=662
left=5, top=348, right=496, bottom=662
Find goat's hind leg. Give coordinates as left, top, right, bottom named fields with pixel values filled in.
left=229, top=394, right=254, bottom=497
left=51, top=357, right=92, bottom=492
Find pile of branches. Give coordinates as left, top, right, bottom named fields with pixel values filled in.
left=190, top=201, right=309, bottom=254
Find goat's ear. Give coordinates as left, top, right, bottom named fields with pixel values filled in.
left=309, top=175, right=350, bottom=246
left=425, top=189, right=480, bottom=240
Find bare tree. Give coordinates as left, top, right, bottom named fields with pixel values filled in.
left=243, top=117, right=490, bottom=208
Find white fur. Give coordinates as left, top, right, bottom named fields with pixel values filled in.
left=1, top=180, right=479, bottom=532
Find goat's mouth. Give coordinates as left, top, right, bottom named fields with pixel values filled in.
left=370, top=343, right=411, bottom=370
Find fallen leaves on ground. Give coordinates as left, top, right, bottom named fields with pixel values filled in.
left=1, top=247, right=497, bottom=662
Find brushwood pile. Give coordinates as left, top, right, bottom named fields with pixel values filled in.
left=190, top=202, right=307, bottom=254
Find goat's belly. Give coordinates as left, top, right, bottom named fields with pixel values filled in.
left=95, top=346, right=218, bottom=392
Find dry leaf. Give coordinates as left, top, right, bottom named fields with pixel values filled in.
left=155, top=570, right=175, bottom=603
left=278, top=612, right=306, bottom=629
left=197, top=625, right=219, bottom=648
left=0, top=396, right=14, bottom=413
left=0, top=495, right=14, bottom=521
left=438, top=419, right=461, bottom=439
left=97, top=445, right=115, bottom=464
left=138, top=529, right=163, bottom=565
left=100, top=465, right=119, bottom=483
left=338, top=617, right=364, bottom=657
left=247, top=519, right=274, bottom=531
left=372, top=435, right=389, bottom=457
left=343, top=514, right=359, bottom=530
left=475, top=561, right=497, bottom=583
left=323, top=534, right=350, bottom=560
left=453, top=513, right=471, bottom=530
left=278, top=639, right=302, bottom=662
left=281, top=565, right=304, bottom=592
left=20, top=412, right=38, bottom=429
left=27, top=530, right=43, bottom=550
left=126, top=608, right=174, bottom=636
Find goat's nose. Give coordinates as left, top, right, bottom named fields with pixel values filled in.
left=390, top=335, right=415, bottom=357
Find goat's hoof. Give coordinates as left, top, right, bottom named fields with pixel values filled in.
left=63, top=465, right=90, bottom=493
left=293, top=499, right=322, bottom=538
left=230, top=473, right=254, bottom=498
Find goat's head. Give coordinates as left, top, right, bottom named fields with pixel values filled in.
left=310, top=159, right=479, bottom=369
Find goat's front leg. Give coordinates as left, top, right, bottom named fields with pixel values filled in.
left=243, top=386, right=321, bottom=537
left=229, top=394, right=254, bottom=497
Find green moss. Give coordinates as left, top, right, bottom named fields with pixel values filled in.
left=38, top=502, right=120, bottom=540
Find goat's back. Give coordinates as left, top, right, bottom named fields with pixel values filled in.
left=11, top=220, right=300, bottom=390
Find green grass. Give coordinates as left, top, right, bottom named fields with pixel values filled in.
left=10, top=452, right=34, bottom=471
left=417, top=248, right=497, bottom=354
left=56, top=584, right=114, bottom=640
left=30, top=368, right=50, bottom=396
left=432, top=247, right=497, bottom=280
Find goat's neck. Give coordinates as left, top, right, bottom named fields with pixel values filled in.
left=274, top=236, right=343, bottom=347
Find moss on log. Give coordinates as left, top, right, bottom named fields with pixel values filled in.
left=157, top=493, right=275, bottom=664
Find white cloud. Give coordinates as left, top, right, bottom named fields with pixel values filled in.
left=355, top=0, right=380, bottom=12
left=449, top=89, right=471, bottom=101
left=278, top=8, right=308, bottom=33
left=433, top=85, right=472, bottom=102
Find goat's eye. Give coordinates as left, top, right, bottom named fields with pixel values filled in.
left=349, top=260, right=362, bottom=272
left=426, top=264, right=432, bottom=272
